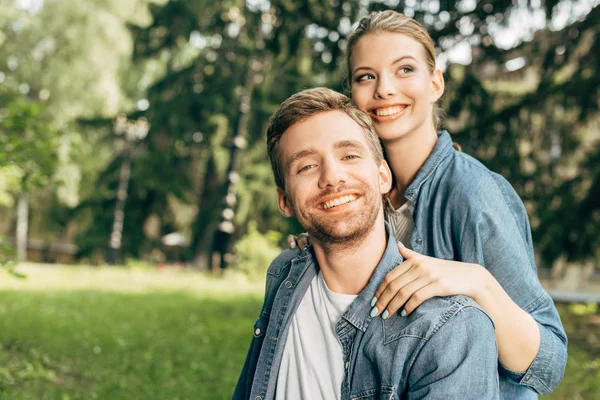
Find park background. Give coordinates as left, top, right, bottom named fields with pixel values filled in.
left=0, top=0, right=599, bottom=398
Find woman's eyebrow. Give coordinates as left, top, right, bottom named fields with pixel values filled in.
left=353, top=55, right=418, bottom=75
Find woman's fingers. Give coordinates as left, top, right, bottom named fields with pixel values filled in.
left=374, top=260, right=414, bottom=300
left=287, top=235, right=297, bottom=249
left=297, top=233, right=311, bottom=250
left=371, top=264, right=418, bottom=316
left=398, top=244, right=419, bottom=260
left=402, top=282, right=444, bottom=316
left=380, top=276, right=431, bottom=318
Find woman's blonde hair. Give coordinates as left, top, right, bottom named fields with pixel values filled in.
left=345, top=10, right=446, bottom=132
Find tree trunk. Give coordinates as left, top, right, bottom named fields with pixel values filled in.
left=16, top=193, right=29, bottom=262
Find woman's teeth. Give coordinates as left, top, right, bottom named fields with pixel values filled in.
left=375, top=105, right=406, bottom=116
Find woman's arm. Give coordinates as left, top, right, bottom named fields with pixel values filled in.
left=371, top=247, right=540, bottom=372
left=371, top=172, right=567, bottom=394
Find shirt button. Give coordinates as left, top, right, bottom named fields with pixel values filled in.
left=345, top=361, right=349, bottom=369
left=254, top=328, right=261, bottom=336
left=416, top=237, right=423, bottom=244
left=525, top=375, right=531, bottom=382
left=284, top=280, right=293, bottom=288
left=254, top=397, right=262, bottom=400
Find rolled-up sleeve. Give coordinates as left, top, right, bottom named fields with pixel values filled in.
left=452, top=169, right=567, bottom=394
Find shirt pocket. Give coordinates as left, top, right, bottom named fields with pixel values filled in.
left=350, top=386, right=397, bottom=400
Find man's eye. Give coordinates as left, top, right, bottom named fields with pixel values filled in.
left=298, top=164, right=314, bottom=173
left=344, top=154, right=359, bottom=160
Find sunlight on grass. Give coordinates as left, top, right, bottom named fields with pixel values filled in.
left=1, top=264, right=598, bottom=399
left=0, top=263, right=264, bottom=400
left=0, top=263, right=265, bottom=296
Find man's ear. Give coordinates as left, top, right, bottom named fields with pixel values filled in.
left=378, top=160, right=393, bottom=195
left=430, top=69, right=445, bottom=103
left=277, top=188, right=295, bottom=217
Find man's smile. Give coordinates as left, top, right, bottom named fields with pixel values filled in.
left=319, top=194, right=358, bottom=210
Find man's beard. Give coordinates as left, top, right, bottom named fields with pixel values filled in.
left=291, top=184, right=381, bottom=251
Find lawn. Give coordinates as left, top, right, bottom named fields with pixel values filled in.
left=0, top=264, right=598, bottom=399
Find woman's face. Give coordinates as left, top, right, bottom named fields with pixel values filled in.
left=350, top=32, right=443, bottom=143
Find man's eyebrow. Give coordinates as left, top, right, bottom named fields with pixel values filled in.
left=353, top=55, right=418, bottom=75
left=286, top=148, right=317, bottom=170
left=334, top=139, right=367, bottom=151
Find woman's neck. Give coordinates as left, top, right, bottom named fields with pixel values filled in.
left=383, top=126, right=439, bottom=208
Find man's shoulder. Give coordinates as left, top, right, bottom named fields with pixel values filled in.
left=266, top=247, right=310, bottom=277
left=381, top=295, right=494, bottom=344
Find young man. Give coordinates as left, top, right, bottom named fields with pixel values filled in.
left=233, top=88, right=499, bottom=400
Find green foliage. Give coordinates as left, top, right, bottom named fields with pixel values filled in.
left=0, top=237, right=24, bottom=279
left=0, top=236, right=16, bottom=268
left=0, top=165, right=23, bottom=207
left=1, top=0, right=599, bottom=268
left=0, top=98, right=59, bottom=193
left=233, top=221, right=284, bottom=279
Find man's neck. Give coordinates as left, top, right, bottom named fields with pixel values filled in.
left=312, top=216, right=388, bottom=295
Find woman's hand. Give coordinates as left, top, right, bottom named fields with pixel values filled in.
left=287, top=233, right=311, bottom=251
left=370, top=244, right=492, bottom=319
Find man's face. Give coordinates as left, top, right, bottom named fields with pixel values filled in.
left=277, top=110, right=392, bottom=246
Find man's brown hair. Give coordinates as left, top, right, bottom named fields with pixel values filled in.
left=267, top=87, right=384, bottom=189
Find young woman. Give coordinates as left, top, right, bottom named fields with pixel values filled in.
left=291, top=10, right=566, bottom=399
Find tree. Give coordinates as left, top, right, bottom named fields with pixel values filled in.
left=71, top=0, right=599, bottom=269
left=0, top=0, right=155, bottom=261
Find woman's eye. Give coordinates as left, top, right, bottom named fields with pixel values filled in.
left=398, top=66, right=413, bottom=74
left=355, top=73, right=375, bottom=82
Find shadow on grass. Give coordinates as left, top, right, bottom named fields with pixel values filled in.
left=0, top=290, right=262, bottom=400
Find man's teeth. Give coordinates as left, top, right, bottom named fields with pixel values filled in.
left=375, top=105, right=405, bottom=116
left=322, top=195, right=357, bottom=210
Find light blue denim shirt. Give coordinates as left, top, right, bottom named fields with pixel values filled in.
left=400, top=131, right=567, bottom=398
left=234, top=224, right=500, bottom=400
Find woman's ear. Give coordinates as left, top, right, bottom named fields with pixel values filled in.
left=277, top=188, right=295, bottom=217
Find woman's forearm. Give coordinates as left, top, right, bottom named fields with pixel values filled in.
left=474, top=269, right=541, bottom=373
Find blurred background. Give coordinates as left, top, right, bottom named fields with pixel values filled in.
left=0, top=0, right=599, bottom=399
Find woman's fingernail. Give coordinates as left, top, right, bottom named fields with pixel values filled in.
left=369, top=307, right=378, bottom=318
left=289, top=242, right=296, bottom=249
left=400, top=309, right=407, bottom=317
left=370, top=297, right=377, bottom=307
left=382, top=310, right=389, bottom=319
left=398, top=241, right=405, bottom=248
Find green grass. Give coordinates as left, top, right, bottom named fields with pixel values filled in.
left=0, top=264, right=263, bottom=400
left=0, top=264, right=598, bottom=399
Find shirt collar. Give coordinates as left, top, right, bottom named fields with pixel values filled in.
left=404, top=130, right=453, bottom=203
left=341, top=222, right=403, bottom=332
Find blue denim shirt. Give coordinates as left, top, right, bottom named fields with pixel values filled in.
left=234, top=224, right=500, bottom=400
left=401, top=131, right=567, bottom=398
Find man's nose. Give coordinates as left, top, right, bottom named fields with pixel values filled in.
left=375, top=73, right=396, bottom=99
left=318, top=159, right=346, bottom=190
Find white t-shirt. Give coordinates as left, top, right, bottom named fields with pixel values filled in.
left=275, top=272, right=357, bottom=400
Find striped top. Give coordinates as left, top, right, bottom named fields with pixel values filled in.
left=385, top=198, right=413, bottom=249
